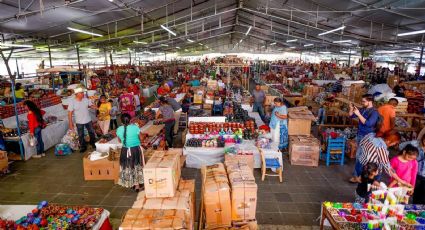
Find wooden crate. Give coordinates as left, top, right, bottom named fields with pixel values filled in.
left=83, top=154, right=120, bottom=183
left=395, top=101, right=408, bottom=114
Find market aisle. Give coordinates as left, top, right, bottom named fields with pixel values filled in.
left=0, top=146, right=356, bottom=228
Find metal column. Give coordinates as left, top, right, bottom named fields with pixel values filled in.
left=76, top=45, right=81, bottom=70
left=418, top=46, right=424, bottom=77
left=48, top=45, right=53, bottom=68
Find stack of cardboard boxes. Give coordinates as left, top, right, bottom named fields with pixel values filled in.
left=120, top=149, right=196, bottom=230
left=287, top=107, right=320, bottom=167
left=202, top=162, right=257, bottom=229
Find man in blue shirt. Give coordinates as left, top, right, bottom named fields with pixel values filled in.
left=349, top=94, right=380, bottom=183
left=399, top=135, right=425, bottom=204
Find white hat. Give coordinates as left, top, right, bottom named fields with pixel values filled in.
left=74, top=87, right=87, bottom=94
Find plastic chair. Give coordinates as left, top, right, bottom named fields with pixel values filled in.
left=259, top=149, right=283, bottom=182
left=321, top=136, right=346, bottom=166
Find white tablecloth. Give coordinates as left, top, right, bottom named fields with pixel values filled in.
left=0, top=205, right=109, bottom=230
left=248, top=112, right=265, bottom=126
left=21, top=120, right=69, bottom=160
left=3, top=104, right=67, bottom=128
left=183, top=139, right=261, bottom=169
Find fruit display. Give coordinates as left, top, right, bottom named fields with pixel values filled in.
left=0, top=95, right=62, bottom=119
left=186, top=137, right=225, bottom=148
left=1, top=127, right=28, bottom=137
left=188, top=122, right=245, bottom=134
left=4, top=201, right=104, bottom=229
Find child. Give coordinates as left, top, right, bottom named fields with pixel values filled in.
left=263, top=107, right=273, bottom=125
left=355, top=163, right=380, bottom=203
left=109, top=99, right=119, bottom=130
left=389, top=144, right=418, bottom=191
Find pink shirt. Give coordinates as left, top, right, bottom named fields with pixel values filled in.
left=390, top=156, right=418, bottom=187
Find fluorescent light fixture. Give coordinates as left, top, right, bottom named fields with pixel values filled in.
left=187, top=39, right=194, bottom=43
left=67, top=27, right=103, bottom=37
left=160, top=25, right=176, bottom=36
left=176, top=46, right=180, bottom=49
left=160, top=44, right=169, bottom=47
left=261, top=45, right=266, bottom=48
left=205, top=45, right=209, bottom=48
left=199, top=43, right=203, bottom=45
left=239, top=39, right=243, bottom=43
left=341, top=50, right=356, bottom=54
left=397, top=29, right=425, bottom=37
left=304, top=44, right=314, bottom=47
left=184, top=49, right=189, bottom=52
left=270, top=42, right=276, bottom=45
left=245, top=26, right=252, bottom=36
left=134, top=41, right=147, bottom=44
left=319, top=51, right=331, bottom=54
left=289, top=46, right=296, bottom=49
left=0, top=43, right=33, bottom=48
left=318, top=25, right=345, bottom=36
left=108, top=0, right=113, bottom=2
left=286, top=39, right=297, bottom=43
left=333, top=40, right=352, bottom=43
left=376, top=49, right=412, bottom=54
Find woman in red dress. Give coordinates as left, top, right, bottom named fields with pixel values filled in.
left=24, top=100, right=45, bottom=158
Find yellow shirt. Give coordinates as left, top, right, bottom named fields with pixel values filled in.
left=15, top=88, right=25, bottom=99
left=98, top=102, right=112, bottom=121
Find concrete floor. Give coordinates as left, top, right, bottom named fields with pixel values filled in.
left=0, top=144, right=357, bottom=229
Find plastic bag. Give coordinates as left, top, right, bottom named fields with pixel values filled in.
left=55, top=143, right=72, bottom=156
left=29, top=135, right=37, bottom=147
left=61, top=130, right=79, bottom=150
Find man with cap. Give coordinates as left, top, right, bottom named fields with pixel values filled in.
left=68, top=86, right=96, bottom=153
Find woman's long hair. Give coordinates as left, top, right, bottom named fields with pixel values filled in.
left=15, top=83, right=22, bottom=90
left=24, top=100, right=43, bottom=124
left=121, top=113, right=131, bottom=146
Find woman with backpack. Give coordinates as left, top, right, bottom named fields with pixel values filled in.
left=24, top=100, right=46, bottom=158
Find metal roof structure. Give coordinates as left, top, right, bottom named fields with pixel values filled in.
left=0, top=0, right=424, bottom=56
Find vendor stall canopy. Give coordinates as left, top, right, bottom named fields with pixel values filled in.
left=0, top=0, right=425, bottom=57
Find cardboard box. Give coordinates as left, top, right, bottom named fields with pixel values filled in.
left=135, top=190, right=194, bottom=230
left=0, top=150, right=8, bottom=172
left=264, top=95, right=277, bottom=106
left=287, top=107, right=316, bottom=136
left=83, top=154, right=119, bottom=182
left=225, top=162, right=257, bottom=221
left=144, top=150, right=181, bottom=198
left=178, top=179, right=196, bottom=225
left=224, top=154, right=254, bottom=172
left=284, top=96, right=306, bottom=106
left=289, top=136, right=320, bottom=167
left=202, top=164, right=232, bottom=228
left=120, top=209, right=187, bottom=230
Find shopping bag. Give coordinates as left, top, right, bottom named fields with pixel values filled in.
left=54, top=144, right=72, bottom=156
left=29, top=135, right=37, bottom=147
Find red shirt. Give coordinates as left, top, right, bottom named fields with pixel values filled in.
left=157, top=86, right=170, bottom=96
left=128, top=85, right=140, bottom=96
left=27, top=110, right=45, bottom=134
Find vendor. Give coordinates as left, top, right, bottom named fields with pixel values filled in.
left=399, top=135, right=425, bottom=204
left=156, top=97, right=176, bottom=148
left=251, top=83, right=266, bottom=120
left=25, top=100, right=45, bottom=158
left=269, top=97, right=288, bottom=151
left=116, top=113, right=145, bottom=191
left=393, top=81, right=406, bottom=97
left=14, top=83, right=25, bottom=102
left=331, top=78, right=344, bottom=93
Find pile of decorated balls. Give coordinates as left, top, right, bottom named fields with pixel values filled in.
left=13, top=201, right=103, bottom=229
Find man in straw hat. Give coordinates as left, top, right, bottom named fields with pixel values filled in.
left=68, top=86, right=96, bottom=153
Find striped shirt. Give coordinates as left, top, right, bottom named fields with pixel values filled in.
left=359, top=133, right=391, bottom=174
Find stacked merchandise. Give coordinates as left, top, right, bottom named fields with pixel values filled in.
left=0, top=201, right=106, bottom=229
left=0, top=150, right=7, bottom=173
left=201, top=163, right=258, bottom=229
left=287, top=107, right=320, bottom=167
left=120, top=149, right=196, bottom=230
left=405, top=90, right=424, bottom=114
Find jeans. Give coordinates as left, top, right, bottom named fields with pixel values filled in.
left=34, top=127, right=44, bottom=155
left=109, top=119, right=118, bottom=130
left=76, top=122, right=96, bottom=149
left=353, top=134, right=365, bottom=177
left=252, top=102, right=265, bottom=120
left=164, top=120, right=175, bottom=148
